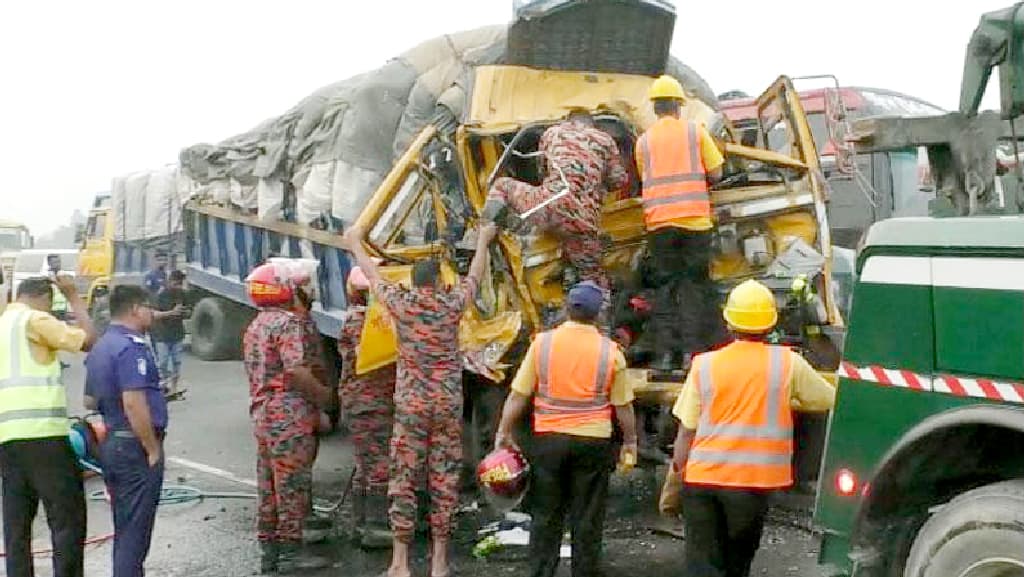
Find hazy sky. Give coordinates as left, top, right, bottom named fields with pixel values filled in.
left=0, top=0, right=1010, bottom=235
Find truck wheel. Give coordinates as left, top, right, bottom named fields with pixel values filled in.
left=190, top=297, right=249, bottom=361
left=903, top=479, right=1024, bottom=577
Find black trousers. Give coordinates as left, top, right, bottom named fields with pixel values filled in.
left=682, top=484, right=772, bottom=577
left=0, top=438, right=86, bottom=577
left=647, top=227, right=719, bottom=358
left=527, top=433, right=614, bottom=577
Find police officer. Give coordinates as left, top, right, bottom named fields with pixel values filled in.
left=494, top=281, right=638, bottom=577
left=84, top=285, right=167, bottom=577
left=0, top=276, right=96, bottom=577
left=670, top=280, right=836, bottom=577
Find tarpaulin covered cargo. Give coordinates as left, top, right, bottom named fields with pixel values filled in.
left=179, top=16, right=716, bottom=228
left=111, top=165, right=191, bottom=243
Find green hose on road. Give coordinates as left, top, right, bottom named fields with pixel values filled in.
left=87, top=484, right=257, bottom=505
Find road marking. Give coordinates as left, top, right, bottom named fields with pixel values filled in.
left=168, top=457, right=257, bottom=488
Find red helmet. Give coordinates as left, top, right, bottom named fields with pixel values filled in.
left=477, top=447, right=530, bottom=510
left=246, top=263, right=294, bottom=307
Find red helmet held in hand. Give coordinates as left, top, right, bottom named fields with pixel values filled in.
left=477, top=446, right=530, bottom=511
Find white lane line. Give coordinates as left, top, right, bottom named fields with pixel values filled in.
left=168, top=457, right=257, bottom=488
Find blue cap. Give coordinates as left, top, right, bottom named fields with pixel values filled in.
left=567, top=281, right=605, bottom=316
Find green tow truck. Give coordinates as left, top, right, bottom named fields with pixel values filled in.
left=814, top=4, right=1024, bottom=576
left=815, top=217, right=1024, bottom=576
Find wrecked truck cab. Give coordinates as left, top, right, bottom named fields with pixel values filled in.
left=351, top=67, right=844, bottom=406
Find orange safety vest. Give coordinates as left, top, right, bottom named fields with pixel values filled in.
left=638, top=117, right=712, bottom=228
left=532, top=324, right=616, bottom=434
left=684, top=341, right=795, bottom=489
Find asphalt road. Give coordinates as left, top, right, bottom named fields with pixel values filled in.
left=2, top=351, right=824, bottom=577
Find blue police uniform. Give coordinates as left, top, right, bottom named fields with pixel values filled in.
left=85, top=324, right=168, bottom=577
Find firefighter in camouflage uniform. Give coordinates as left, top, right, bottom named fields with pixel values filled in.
left=338, top=264, right=397, bottom=549
left=486, top=110, right=629, bottom=290
left=344, top=222, right=498, bottom=577
left=243, top=259, right=332, bottom=574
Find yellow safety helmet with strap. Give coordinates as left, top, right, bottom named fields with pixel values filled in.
left=648, top=75, right=686, bottom=101
left=723, top=280, right=778, bottom=333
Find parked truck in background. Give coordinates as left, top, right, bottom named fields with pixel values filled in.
left=0, top=220, right=33, bottom=306
left=721, top=84, right=945, bottom=248
left=77, top=192, right=113, bottom=306
left=0, top=220, right=33, bottom=253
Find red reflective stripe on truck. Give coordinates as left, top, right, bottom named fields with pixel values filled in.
left=869, top=366, right=891, bottom=385
left=901, top=370, right=923, bottom=390
left=838, top=363, right=1024, bottom=405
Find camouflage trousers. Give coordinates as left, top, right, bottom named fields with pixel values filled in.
left=389, top=381, right=463, bottom=542
left=254, top=422, right=317, bottom=544
left=490, top=177, right=608, bottom=289
left=340, top=370, right=396, bottom=498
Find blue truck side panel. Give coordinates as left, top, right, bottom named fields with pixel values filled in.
left=183, top=208, right=351, bottom=339
left=112, top=233, right=185, bottom=285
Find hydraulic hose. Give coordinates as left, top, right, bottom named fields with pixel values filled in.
left=87, top=484, right=256, bottom=505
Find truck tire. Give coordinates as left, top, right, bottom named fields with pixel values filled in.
left=190, top=297, right=249, bottom=361
left=903, top=479, right=1024, bottom=577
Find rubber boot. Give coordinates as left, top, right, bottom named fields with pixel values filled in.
left=360, top=494, right=394, bottom=550
left=259, top=542, right=279, bottom=575
left=277, top=542, right=329, bottom=573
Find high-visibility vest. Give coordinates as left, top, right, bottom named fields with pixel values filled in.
left=684, top=341, right=795, bottom=489
left=638, top=117, right=712, bottom=228
left=0, top=308, right=68, bottom=444
left=532, top=324, right=616, bottom=434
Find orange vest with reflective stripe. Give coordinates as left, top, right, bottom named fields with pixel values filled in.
left=638, top=117, right=712, bottom=228
left=684, top=341, right=795, bottom=489
left=532, top=324, right=616, bottom=434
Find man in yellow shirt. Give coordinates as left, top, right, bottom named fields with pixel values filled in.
left=495, top=281, right=637, bottom=577
left=636, top=75, right=725, bottom=371
left=0, top=275, right=97, bottom=577
left=669, top=280, right=835, bottom=577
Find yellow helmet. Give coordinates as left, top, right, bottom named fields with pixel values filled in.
left=723, top=280, right=778, bottom=333
left=648, top=75, right=686, bottom=101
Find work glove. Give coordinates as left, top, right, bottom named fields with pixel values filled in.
left=617, top=441, right=638, bottom=474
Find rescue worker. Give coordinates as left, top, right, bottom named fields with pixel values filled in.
left=84, top=285, right=166, bottom=577
left=636, top=75, right=725, bottom=371
left=671, top=280, right=836, bottom=577
left=486, top=110, right=629, bottom=290
left=343, top=222, right=498, bottom=577
left=242, top=260, right=332, bottom=573
left=0, top=276, right=96, bottom=577
left=337, top=264, right=397, bottom=549
left=494, top=281, right=638, bottom=577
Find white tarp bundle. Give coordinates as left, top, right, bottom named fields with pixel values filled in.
left=178, top=25, right=717, bottom=227
left=112, top=165, right=192, bottom=242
